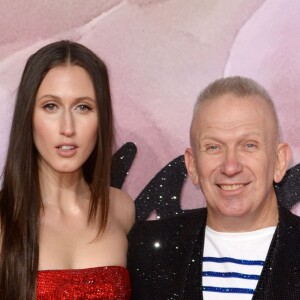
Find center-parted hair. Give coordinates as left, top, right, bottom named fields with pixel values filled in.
left=0, top=40, right=114, bottom=300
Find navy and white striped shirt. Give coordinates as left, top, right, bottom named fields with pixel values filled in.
left=202, top=226, right=276, bottom=300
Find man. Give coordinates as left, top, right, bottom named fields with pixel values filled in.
left=128, top=76, right=300, bottom=299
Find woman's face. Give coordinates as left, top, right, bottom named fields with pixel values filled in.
left=33, top=65, right=98, bottom=176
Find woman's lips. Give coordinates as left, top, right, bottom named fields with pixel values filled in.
left=56, top=144, right=78, bottom=157
left=58, top=145, right=76, bottom=150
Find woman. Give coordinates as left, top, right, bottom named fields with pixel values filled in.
left=0, top=40, right=135, bottom=299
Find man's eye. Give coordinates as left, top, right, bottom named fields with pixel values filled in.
left=244, top=143, right=258, bottom=151
left=208, top=145, right=219, bottom=150
left=205, top=144, right=222, bottom=154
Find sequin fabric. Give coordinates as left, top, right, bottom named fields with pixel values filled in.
left=36, top=266, right=131, bottom=300
left=134, top=155, right=187, bottom=221
left=111, top=142, right=137, bottom=189
left=128, top=206, right=300, bottom=299
left=275, top=162, right=300, bottom=209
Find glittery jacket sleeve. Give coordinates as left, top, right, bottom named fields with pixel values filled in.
left=127, top=209, right=207, bottom=300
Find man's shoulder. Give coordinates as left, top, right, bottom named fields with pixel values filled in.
left=127, top=209, right=207, bottom=299
left=130, top=208, right=205, bottom=232
left=279, top=205, right=300, bottom=237
left=280, top=205, right=300, bottom=224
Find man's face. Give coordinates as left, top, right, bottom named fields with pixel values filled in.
left=185, top=94, right=290, bottom=230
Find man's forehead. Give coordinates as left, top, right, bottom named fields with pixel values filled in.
left=190, top=94, right=278, bottom=145
left=198, top=93, right=268, bottom=111
left=195, top=123, right=269, bottom=145
left=195, top=94, right=274, bottom=121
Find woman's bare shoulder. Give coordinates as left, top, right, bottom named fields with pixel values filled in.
left=109, top=187, right=135, bottom=233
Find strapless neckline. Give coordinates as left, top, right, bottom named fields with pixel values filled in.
left=36, top=265, right=131, bottom=299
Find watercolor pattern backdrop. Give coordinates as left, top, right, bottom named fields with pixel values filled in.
left=0, top=0, right=300, bottom=216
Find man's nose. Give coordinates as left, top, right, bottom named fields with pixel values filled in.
left=220, top=148, right=243, bottom=176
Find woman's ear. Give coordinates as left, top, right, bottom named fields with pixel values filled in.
left=274, top=143, right=292, bottom=183
left=184, top=148, right=199, bottom=185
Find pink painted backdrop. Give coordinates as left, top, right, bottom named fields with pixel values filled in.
left=0, top=0, right=299, bottom=214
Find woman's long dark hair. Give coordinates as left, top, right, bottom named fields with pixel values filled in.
left=0, top=40, right=114, bottom=299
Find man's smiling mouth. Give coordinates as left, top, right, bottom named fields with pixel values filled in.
left=219, top=184, right=244, bottom=191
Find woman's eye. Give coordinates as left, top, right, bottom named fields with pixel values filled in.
left=76, top=104, right=90, bottom=112
left=43, top=103, right=57, bottom=111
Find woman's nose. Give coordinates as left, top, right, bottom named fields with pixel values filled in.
left=60, top=111, right=75, bottom=137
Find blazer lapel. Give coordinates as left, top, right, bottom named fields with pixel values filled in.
left=182, top=209, right=206, bottom=300
left=156, top=209, right=207, bottom=300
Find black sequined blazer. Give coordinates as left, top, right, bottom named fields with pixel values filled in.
left=128, top=206, right=300, bottom=300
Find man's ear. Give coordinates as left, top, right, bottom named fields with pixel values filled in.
left=274, top=143, right=292, bottom=183
left=184, top=148, right=199, bottom=185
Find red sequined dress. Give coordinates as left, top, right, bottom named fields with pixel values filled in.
left=36, top=266, right=131, bottom=299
